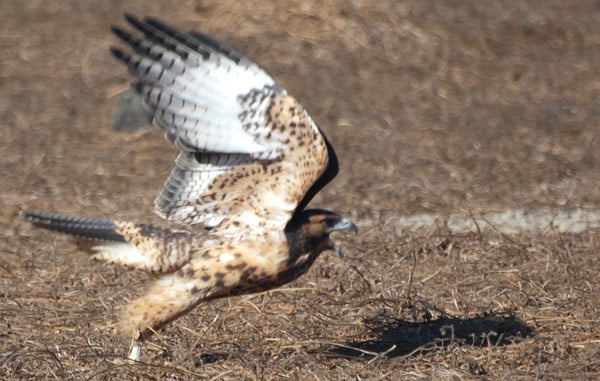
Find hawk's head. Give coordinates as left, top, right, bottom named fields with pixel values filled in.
left=286, top=209, right=357, bottom=261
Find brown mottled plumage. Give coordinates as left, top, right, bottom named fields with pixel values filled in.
left=22, top=14, right=356, bottom=361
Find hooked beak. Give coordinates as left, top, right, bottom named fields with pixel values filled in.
left=330, top=218, right=358, bottom=234
left=329, top=217, right=358, bottom=259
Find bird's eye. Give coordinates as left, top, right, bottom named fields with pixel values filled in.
left=323, top=217, right=339, bottom=229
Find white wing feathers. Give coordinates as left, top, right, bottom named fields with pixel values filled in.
left=111, top=15, right=331, bottom=228
left=112, top=16, right=284, bottom=158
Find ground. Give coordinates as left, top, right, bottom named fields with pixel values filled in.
left=2, top=1, right=600, bottom=380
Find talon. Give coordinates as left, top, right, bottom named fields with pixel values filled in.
left=128, top=342, right=142, bottom=362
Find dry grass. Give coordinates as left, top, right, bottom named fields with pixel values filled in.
left=2, top=0, right=600, bottom=379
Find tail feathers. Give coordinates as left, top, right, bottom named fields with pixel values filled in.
left=21, top=211, right=126, bottom=242
left=23, top=210, right=194, bottom=273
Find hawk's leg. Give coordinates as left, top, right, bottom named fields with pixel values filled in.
left=119, top=273, right=210, bottom=361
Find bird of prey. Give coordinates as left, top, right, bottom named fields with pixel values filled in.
left=22, top=14, right=356, bottom=362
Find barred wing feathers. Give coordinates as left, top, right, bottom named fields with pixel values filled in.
left=112, top=15, right=336, bottom=228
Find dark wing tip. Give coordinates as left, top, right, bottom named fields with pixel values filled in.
left=110, top=46, right=130, bottom=62
left=144, top=16, right=179, bottom=35
left=111, top=25, right=141, bottom=47
left=122, top=13, right=157, bottom=40
left=187, top=31, right=244, bottom=64
left=123, top=13, right=143, bottom=29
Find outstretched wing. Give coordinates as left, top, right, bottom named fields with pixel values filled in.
left=111, top=15, right=337, bottom=228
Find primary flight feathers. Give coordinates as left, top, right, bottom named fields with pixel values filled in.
left=23, top=14, right=355, bottom=361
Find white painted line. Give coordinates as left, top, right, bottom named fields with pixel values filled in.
left=373, top=209, right=600, bottom=234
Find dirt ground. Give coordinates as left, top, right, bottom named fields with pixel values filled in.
left=2, top=0, right=600, bottom=379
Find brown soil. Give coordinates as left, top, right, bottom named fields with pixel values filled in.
left=2, top=1, right=600, bottom=379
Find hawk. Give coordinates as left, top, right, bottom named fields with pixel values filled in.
left=22, top=14, right=356, bottom=361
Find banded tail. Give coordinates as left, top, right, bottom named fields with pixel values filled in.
left=21, top=211, right=125, bottom=242
left=22, top=210, right=195, bottom=274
